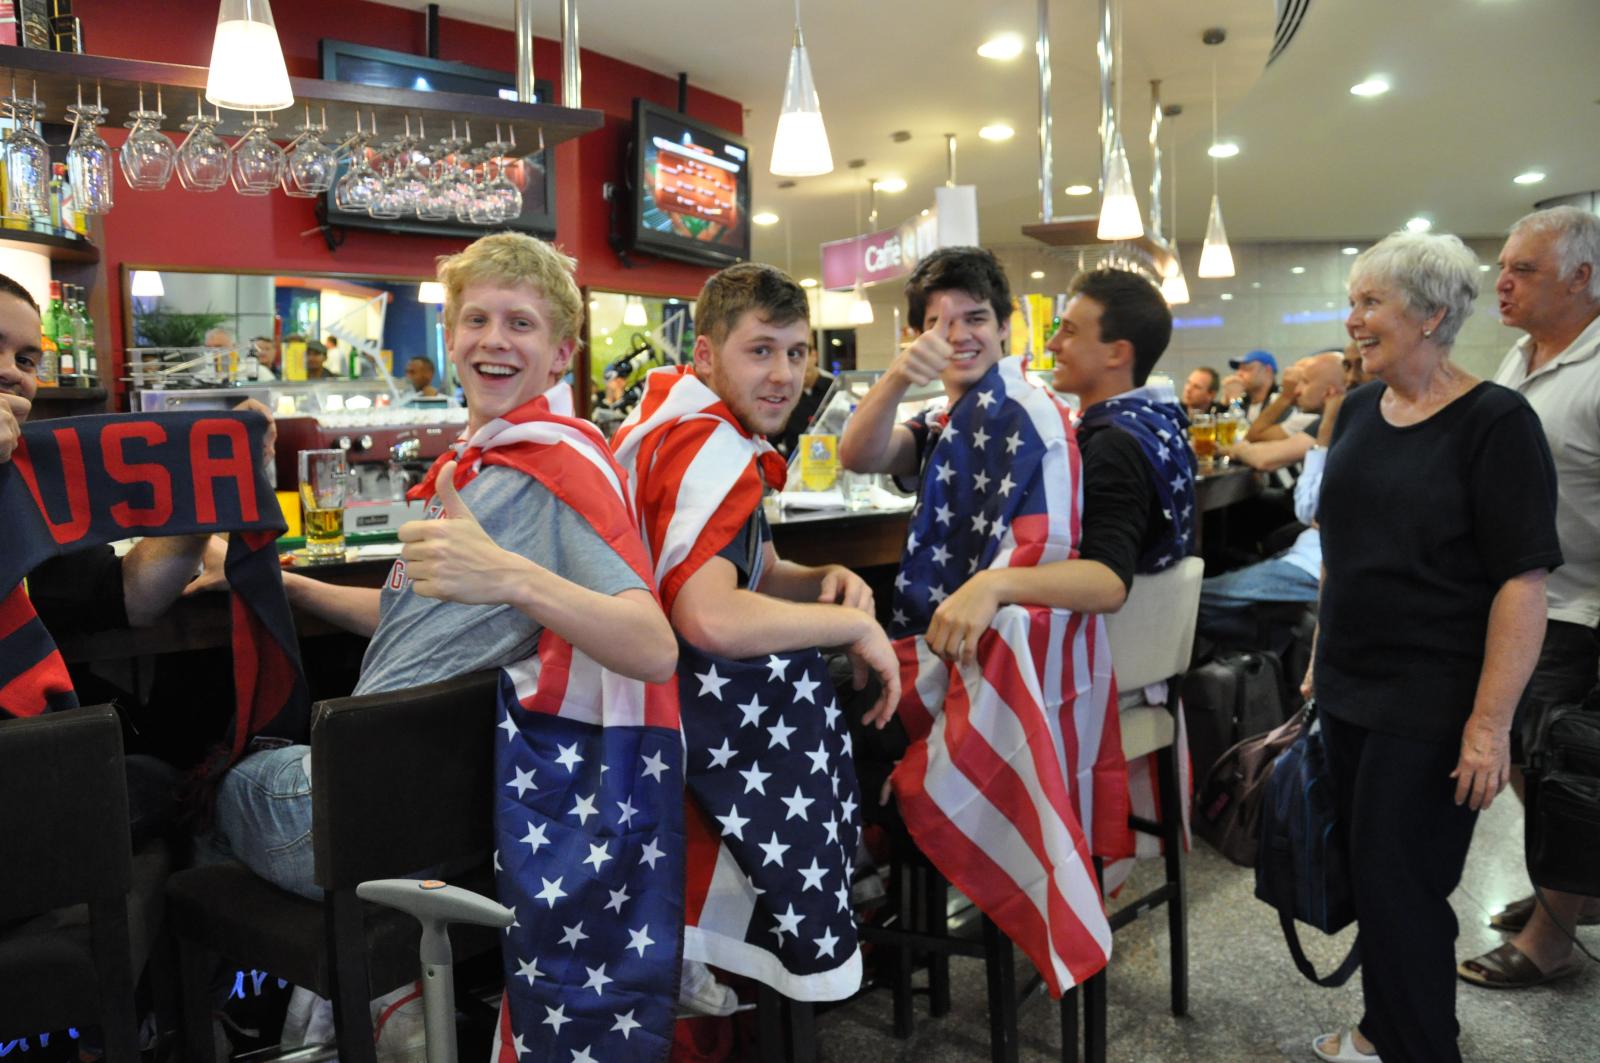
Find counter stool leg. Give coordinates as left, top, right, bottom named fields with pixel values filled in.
left=890, top=855, right=915, bottom=1038
left=1157, top=741, right=1189, bottom=1017
left=175, top=937, right=218, bottom=1063
left=980, top=916, right=1019, bottom=1063
left=786, top=998, right=816, bottom=1063
left=925, top=869, right=952, bottom=1017
left=1083, top=970, right=1107, bottom=1063
left=1058, top=985, right=1080, bottom=1063
left=758, top=985, right=785, bottom=1061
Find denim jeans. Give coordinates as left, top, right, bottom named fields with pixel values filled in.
left=210, top=744, right=320, bottom=900
left=1197, top=557, right=1320, bottom=643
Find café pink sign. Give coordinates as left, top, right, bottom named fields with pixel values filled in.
left=820, top=222, right=923, bottom=290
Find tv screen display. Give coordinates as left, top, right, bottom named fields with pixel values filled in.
left=628, top=99, right=750, bottom=268
left=319, top=39, right=557, bottom=238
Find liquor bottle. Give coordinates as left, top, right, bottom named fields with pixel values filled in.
left=49, top=0, right=81, bottom=53
left=44, top=280, right=76, bottom=385
left=73, top=286, right=96, bottom=386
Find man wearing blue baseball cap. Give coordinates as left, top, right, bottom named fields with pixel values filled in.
left=1227, top=349, right=1279, bottom=421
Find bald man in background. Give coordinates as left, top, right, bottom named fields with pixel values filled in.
left=1227, top=350, right=1347, bottom=472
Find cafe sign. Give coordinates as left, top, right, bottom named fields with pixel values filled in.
left=820, top=186, right=979, bottom=291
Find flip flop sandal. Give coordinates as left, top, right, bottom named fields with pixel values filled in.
left=1457, top=942, right=1581, bottom=989
left=1489, top=895, right=1600, bottom=932
left=1311, top=1028, right=1381, bottom=1062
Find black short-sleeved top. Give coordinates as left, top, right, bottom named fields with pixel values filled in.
left=716, top=504, right=773, bottom=589
left=29, top=544, right=130, bottom=635
left=1315, top=380, right=1563, bottom=741
left=900, top=410, right=1155, bottom=590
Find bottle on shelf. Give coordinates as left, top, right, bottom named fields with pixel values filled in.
left=72, top=285, right=96, bottom=386
left=43, top=279, right=76, bottom=385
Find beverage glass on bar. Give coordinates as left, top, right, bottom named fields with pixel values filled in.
left=1188, top=412, right=1217, bottom=470
left=299, top=449, right=349, bottom=560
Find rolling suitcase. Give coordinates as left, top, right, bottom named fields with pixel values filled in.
left=1179, top=650, right=1286, bottom=784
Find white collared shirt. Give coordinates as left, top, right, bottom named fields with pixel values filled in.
left=1494, top=312, right=1600, bottom=627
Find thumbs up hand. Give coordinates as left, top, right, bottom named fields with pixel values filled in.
left=398, top=460, right=537, bottom=604
left=888, top=312, right=955, bottom=389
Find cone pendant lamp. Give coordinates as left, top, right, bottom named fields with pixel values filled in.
left=770, top=2, right=833, bottom=177
left=1097, top=132, right=1144, bottom=240
left=205, top=0, right=294, bottom=111
left=1198, top=194, right=1234, bottom=278
left=1161, top=252, right=1191, bottom=304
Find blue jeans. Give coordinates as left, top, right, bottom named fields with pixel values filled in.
left=1197, top=557, right=1320, bottom=644
left=210, top=744, right=320, bottom=900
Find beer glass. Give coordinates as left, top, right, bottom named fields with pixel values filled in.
left=299, top=449, right=349, bottom=560
left=1188, top=412, right=1217, bottom=470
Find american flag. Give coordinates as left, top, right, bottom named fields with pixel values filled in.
left=407, top=387, right=687, bottom=1062
left=0, top=411, right=307, bottom=772
left=1076, top=384, right=1198, bottom=574
left=888, top=357, right=1128, bottom=996
left=613, top=367, right=865, bottom=999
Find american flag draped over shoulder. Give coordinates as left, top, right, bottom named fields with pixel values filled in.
left=1076, top=383, right=1198, bottom=573
left=0, top=411, right=307, bottom=770
left=408, top=385, right=686, bottom=1063
left=612, top=366, right=865, bottom=1000
left=888, top=357, right=1126, bottom=997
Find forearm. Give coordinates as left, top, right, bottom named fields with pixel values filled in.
left=1230, top=433, right=1313, bottom=472
left=983, top=559, right=1128, bottom=615
left=122, top=534, right=211, bottom=626
left=515, top=576, right=676, bottom=683
left=282, top=573, right=383, bottom=637
left=839, top=372, right=911, bottom=473
left=675, top=588, right=872, bottom=660
left=759, top=558, right=831, bottom=602
left=1245, top=395, right=1296, bottom=442
left=1468, top=571, right=1549, bottom=733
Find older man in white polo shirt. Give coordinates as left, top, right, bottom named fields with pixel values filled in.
left=1458, top=205, right=1600, bottom=991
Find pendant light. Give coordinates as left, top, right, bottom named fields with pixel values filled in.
left=205, top=0, right=294, bottom=112
left=622, top=295, right=649, bottom=328
left=130, top=270, right=165, bottom=299
left=769, top=0, right=833, bottom=177
left=848, top=186, right=872, bottom=323
left=1159, top=110, right=1190, bottom=305
left=1096, top=0, right=1143, bottom=240
left=1196, top=38, right=1235, bottom=278
left=416, top=281, right=446, bottom=304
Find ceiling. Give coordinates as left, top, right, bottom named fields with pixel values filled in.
left=371, top=0, right=1599, bottom=279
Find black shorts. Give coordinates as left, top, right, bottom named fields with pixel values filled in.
left=1511, top=619, right=1600, bottom=764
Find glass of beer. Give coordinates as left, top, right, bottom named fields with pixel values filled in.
left=298, top=449, right=349, bottom=560
left=1188, top=412, right=1217, bottom=470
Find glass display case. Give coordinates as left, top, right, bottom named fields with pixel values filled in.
left=771, top=369, right=945, bottom=522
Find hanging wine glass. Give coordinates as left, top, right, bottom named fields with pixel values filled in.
left=5, top=86, right=52, bottom=216
left=175, top=94, right=229, bottom=192
left=120, top=85, right=177, bottom=191
left=365, top=156, right=407, bottom=219
left=230, top=112, right=285, bottom=196
left=283, top=105, right=338, bottom=197
left=65, top=84, right=115, bottom=215
left=484, top=128, right=523, bottom=221
left=332, top=111, right=379, bottom=212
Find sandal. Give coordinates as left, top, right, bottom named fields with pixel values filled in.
left=1312, top=1027, right=1380, bottom=1062
left=1457, top=941, right=1580, bottom=989
left=1488, top=894, right=1600, bottom=932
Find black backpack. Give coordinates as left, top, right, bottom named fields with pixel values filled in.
left=1526, top=692, right=1600, bottom=897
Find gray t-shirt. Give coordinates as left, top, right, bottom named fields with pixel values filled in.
left=353, top=465, right=648, bottom=697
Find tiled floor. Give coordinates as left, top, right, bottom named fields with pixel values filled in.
left=814, top=795, right=1596, bottom=1061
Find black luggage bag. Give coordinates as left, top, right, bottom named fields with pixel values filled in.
left=1180, top=650, right=1286, bottom=785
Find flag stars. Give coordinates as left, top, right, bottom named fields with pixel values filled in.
left=774, top=903, right=805, bottom=938
left=510, top=1033, right=527, bottom=1059
left=582, top=842, right=612, bottom=873
left=971, top=512, right=988, bottom=534
left=569, top=793, right=598, bottom=825
left=520, top=821, right=549, bottom=854
left=611, top=1010, right=642, bottom=1039
left=894, top=570, right=911, bottom=592
left=534, top=876, right=567, bottom=908
left=696, top=664, right=731, bottom=700
left=706, top=738, right=736, bottom=769
left=554, top=742, right=583, bottom=772
left=739, top=761, right=772, bottom=795
left=582, top=964, right=613, bottom=996
left=639, top=749, right=670, bottom=781
left=605, top=886, right=631, bottom=914
left=929, top=583, right=949, bottom=605
left=616, top=796, right=639, bottom=827
left=972, top=425, right=991, bottom=449
left=823, top=700, right=841, bottom=730
left=497, top=713, right=520, bottom=740
left=805, top=739, right=830, bottom=775
left=765, top=655, right=790, bottom=682
left=935, top=503, right=954, bottom=526
left=781, top=786, right=815, bottom=821
left=716, top=804, right=751, bottom=840
left=543, top=1005, right=571, bottom=1033
left=814, top=927, right=841, bottom=958
left=515, top=956, right=543, bottom=985
left=934, top=461, right=955, bottom=485
left=571, top=1047, right=598, bottom=1063
left=759, top=832, right=791, bottom=867
left=798, top=857, right=828, bottom=891
left=1005, top=432, right=1023, bottom=454
left=931, top=543, right=952, bottom=565
left=976, top=388, right=998, bottom=409
left=792, top=673, right=821, bottom=704
left=737, top=694, right=768, bottom=728
left=639, top=837, right=665, bottom=869
left=559, top=922, right=589, bottom=948
left=505, top=765, right=537, bottom=799
left=836, top=883, right=851, bottom=913
left=1169, top=473, right=1187, bottom=494
left=626, top=925, right=655, bottom=957
left=973, top=469, right=990, bottom=492
left=767, top=717, right=797, bottom=749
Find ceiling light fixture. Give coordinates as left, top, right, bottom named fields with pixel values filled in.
left=1159, top=104, right=1190, bottom=305
left=849, top=280, right=875, bottom=324
left=799, top=277, right=817, bottom=287
left=770, top=0, right=833, bottom=176
left=622, top=295, right=648, bottom=327
left=205, top=0, right=294, bottom=111
left=1097, top=0, right=1144, bottom=241
left=872, top=176, right=907, bottom=193
left=977, top=33, right=1025, bottom=60
left=1064, top=184, right=1093, bottom=196
left=1030, top=270, right=1046, bottom=279
left=130, top=270, right=165, bottom=298
left=1197, top=30, right=1234, bottom=279
left=753, top=211, right=780, bottom=226
left=1405, top=215, right=1432, bottom=233
left=1513, top=170, right=1546, bottom=185
left=416, top=281, right=446, bottom=304
left=1290, top=266, right=1306, bottom=274
left=1206, top=141, right=1239, bottom=159
left=978, top=124, right=1015, bottom=142
left=1341, top=246, right=1359, bottom=255
left=1220, top=293, right=1233, bottom=301
left=1349, top=77, right=1390, bottom=97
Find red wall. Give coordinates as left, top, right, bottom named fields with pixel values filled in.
left=73, top=0, right=742, bottom=387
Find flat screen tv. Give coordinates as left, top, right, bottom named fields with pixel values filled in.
left=319, top=39, right=557, bottom=238
left=625, top=98, right=751, bottom=268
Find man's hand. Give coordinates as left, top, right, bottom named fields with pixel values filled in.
left=398, top=460, right=537, bottom=604
left=846, top=622, right=901, bottom=730
left=1278, top=365, right=1304, bottom=404
left=232, top=397, right=276, bottom=470
left=887, top=317, right=953, bottom=389
left=924, top=571, right=1000, bottom=667
left=0, top=391, right=27, bottom=464
left=1451, top=716, right=1510, bottom=811
left=182, top=535, right=231, bottom=595
left=817, top=564, right=874, bottom=615
left=1300, top=658, right=1314, bottom=701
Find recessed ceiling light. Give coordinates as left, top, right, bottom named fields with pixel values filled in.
left=1341, top=246, right=1360, bottom=255
left=979, top=124, right=1015, bottom=142
left=1064, top=184, right=1094, bottom=196
left=1029, top=270, right=1045, bottom=279
left=752, top=211, right=780, bottom=226
left=1478, top=264, right=1492, bottom=272
left=873, top=176, right=907, bottom=193
left=1220, top=293, right=1234, bottom=301
left=920, top=208, right=930, bottom=216
left=799, top=278, right=818, bottom=288
left=1350, top=77, right=1390, bottom=97
left=1406, top=216, right=1432, bottom=233
left=1513, top=170, right=1546, bottom=185
left=1207, top=142, right=1240, bottom=159
left=1290, top=266, right=1306, bottom=274
left=977, top=33, right=1025, bottom=60
left=1251, top=282, right=1262, bottom=289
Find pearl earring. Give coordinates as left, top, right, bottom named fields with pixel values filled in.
left=1422, top=328, right=1433, bottom=338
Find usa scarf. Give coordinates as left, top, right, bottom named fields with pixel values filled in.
left=1076, top=383, right=1198, bottom=573
left=0, top=410, right=308, bottom=773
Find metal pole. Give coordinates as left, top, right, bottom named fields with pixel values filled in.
left=514, top=0, right=535, bottom=103
left=561, top=0, right=582, bottom=108
left=1096, top=0, right=1112, bottom=192
left=1148, top=80, right=1163, bottom=241
left=945, top=133, right=957, bottom=188
left=1036, top=0, right=1053, bottom=222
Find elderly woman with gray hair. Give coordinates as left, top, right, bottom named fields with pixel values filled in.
left=1305, top=232, right=1563, bottom=1063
